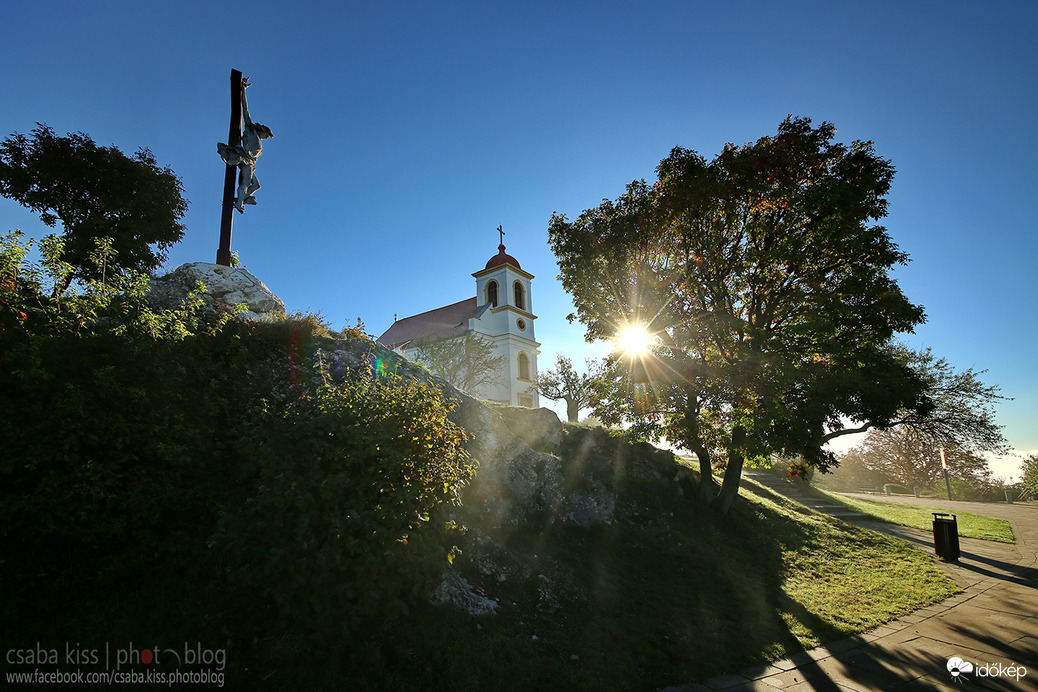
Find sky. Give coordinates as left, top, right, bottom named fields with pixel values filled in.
left=2, top=1, right=1035, bottom=479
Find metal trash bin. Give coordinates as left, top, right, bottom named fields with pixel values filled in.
left=933, top=513, right=960, bottom=561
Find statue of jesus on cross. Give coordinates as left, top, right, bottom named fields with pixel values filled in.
left=217, top=77, right=274, bottom=212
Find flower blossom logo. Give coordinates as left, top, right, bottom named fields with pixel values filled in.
left=947, top=656, right=974, bottom=682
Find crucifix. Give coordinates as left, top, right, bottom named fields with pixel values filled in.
left=497, top=225, right=505, bottom=247
left=216, top=69, right=274, bottom=266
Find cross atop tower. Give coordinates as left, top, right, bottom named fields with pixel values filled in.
left=497, top=225, right=505, bottom=247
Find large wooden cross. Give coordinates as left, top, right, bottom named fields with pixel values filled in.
left=216, top=69, right=243, bottom=266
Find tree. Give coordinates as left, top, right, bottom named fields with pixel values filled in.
left=840, top=427, right=993, bottom=490
left=549, top=117, right=926, bottom=513
left=533, top=354, right=605, bottom=422
left=823, top=344, right=1010, bottom=454
left=0, top=125, right=187, bottom=285
left=814, top=447, right=887, bottom=493
left=411, top=331, right=505, bottom=395
left=1021, top=454, right=1038, bottom=499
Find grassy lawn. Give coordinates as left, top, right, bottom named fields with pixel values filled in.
left=810, top=487, right=1015, bottom=543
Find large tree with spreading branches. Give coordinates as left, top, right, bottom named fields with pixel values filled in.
left=840, top=427, right=994, bottom=490
left=0, top=125, right=187, bottom=286
left=550, top=116, right=928, bottom=513
left=822, top=344, right=1009, bottom=454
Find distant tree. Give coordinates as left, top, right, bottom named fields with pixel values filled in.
left=1021, top=454, right=1038, bottom=499
left=0, top=125, right=187, bottom=286
left=814, top=448, right=887, bottom=493
left=533, top=354, right=605, bottom=422
left=549, top=116, right=925, bottom=513
left=840, top=427, right=993, bottom=490
left=412, top=331, right=505, bottom=395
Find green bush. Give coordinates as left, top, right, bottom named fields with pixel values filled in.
left=0, top=329, right=255, bottom=546
left=0, top=232, right=253, bottom=552
left=1, top=230, right=477, bottom=655
left=767, top=456, right=815, bottom=482
left=215, top=372, right=475, bottom=631
left=923, top=476, right=1007, bottom=502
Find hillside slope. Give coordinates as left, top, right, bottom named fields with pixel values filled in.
left=0, top=325, right=958, bottom=691
left=315, top=338, right=959, bottom=691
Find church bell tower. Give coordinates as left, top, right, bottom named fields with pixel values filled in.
left=470, top=229, right=540, bottom=407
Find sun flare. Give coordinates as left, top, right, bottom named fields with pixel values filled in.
left=616, top=324, right=653, bottom=356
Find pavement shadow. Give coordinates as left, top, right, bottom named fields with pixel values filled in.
left=943, top=620, right=1038, bottom=665
left=955, top=554, right=1038, bottom=588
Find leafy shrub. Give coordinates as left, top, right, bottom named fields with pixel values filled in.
left=1023, top=455, right=1038, bottom=499
left=2, top=230, right=475, bottom=648
left=767, top=456, right=815, bottom=482
left=279, top=309, right=337, bottom=338
left=1, top=330, right=257, bottom=547
left=341, top=316, right=368, bottom=339
left=215, top=372, right=474, bottom=631
left=923, top=476, right=1009, bottom=502
left=0, top=232, right=253, bottom=552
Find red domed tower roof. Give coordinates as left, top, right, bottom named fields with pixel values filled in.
left=485, top=243, right=521, bottom=270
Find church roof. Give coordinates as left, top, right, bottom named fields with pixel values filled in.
left=485, top=243, right=521, bottom=270
left=377, top=297, right=483, bottom=350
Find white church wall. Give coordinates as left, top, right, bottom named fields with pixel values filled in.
left=383, top=243, right=541, bottom=408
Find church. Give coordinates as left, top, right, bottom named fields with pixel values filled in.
left=377, top=237, right=541, bottom=408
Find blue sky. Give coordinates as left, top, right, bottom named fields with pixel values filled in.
left=2, top=1, right=1035, bottom=477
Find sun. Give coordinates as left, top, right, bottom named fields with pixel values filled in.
left=616, top=324, right=653, bottom=356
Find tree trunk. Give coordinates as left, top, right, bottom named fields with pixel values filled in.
left=682, top=393, right=716, bottom=506
left=565, top=397, right=579, bottom=423
left=695, top=443, right=716, bottom=506
left=715, top=425, right=746, bottom=514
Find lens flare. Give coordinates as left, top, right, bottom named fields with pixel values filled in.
left=616, top=324, right=652, bottom=355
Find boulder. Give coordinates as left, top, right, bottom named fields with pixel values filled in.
left=148, top=262, right=285, bottom=319
left=430, top=566, right=499, bottom=616
left=495, top=405, right=565, bottom=452
left=450, top=394, right=565, bottom=526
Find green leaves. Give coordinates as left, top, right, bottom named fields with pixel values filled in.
left=0, top=125, right=187, bottom=285
left=216, top=371, right=475, bottom=628
left=1022, top=455, right=1038, bottom=498
left=550, top=117, right=927, bottom=509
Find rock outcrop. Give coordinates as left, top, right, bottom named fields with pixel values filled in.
left=272, top=336, right=698, bottom=616
left=148, top=262, right=285, bottom=320
left=318, top=339, right=571, bottom=527
left=430, top=566, right=499, bottom=616
left=319, top=338, right=693, bottom=530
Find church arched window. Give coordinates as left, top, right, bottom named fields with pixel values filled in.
left=513, top=281, right=525, bottom=310
left=486, top=280, right=498, bottom=307
left=518, top=352, right=530, bottom=381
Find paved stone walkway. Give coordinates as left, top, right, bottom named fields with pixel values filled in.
left=664, top=492, right=1038, bottom=691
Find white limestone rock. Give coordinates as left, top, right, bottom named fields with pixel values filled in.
left=431, top=566, right=499, bottom=616
left=148, top=262, right=285, bottom=319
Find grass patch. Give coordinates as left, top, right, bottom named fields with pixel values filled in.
left=809, top=487, right=1015, bottom=543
